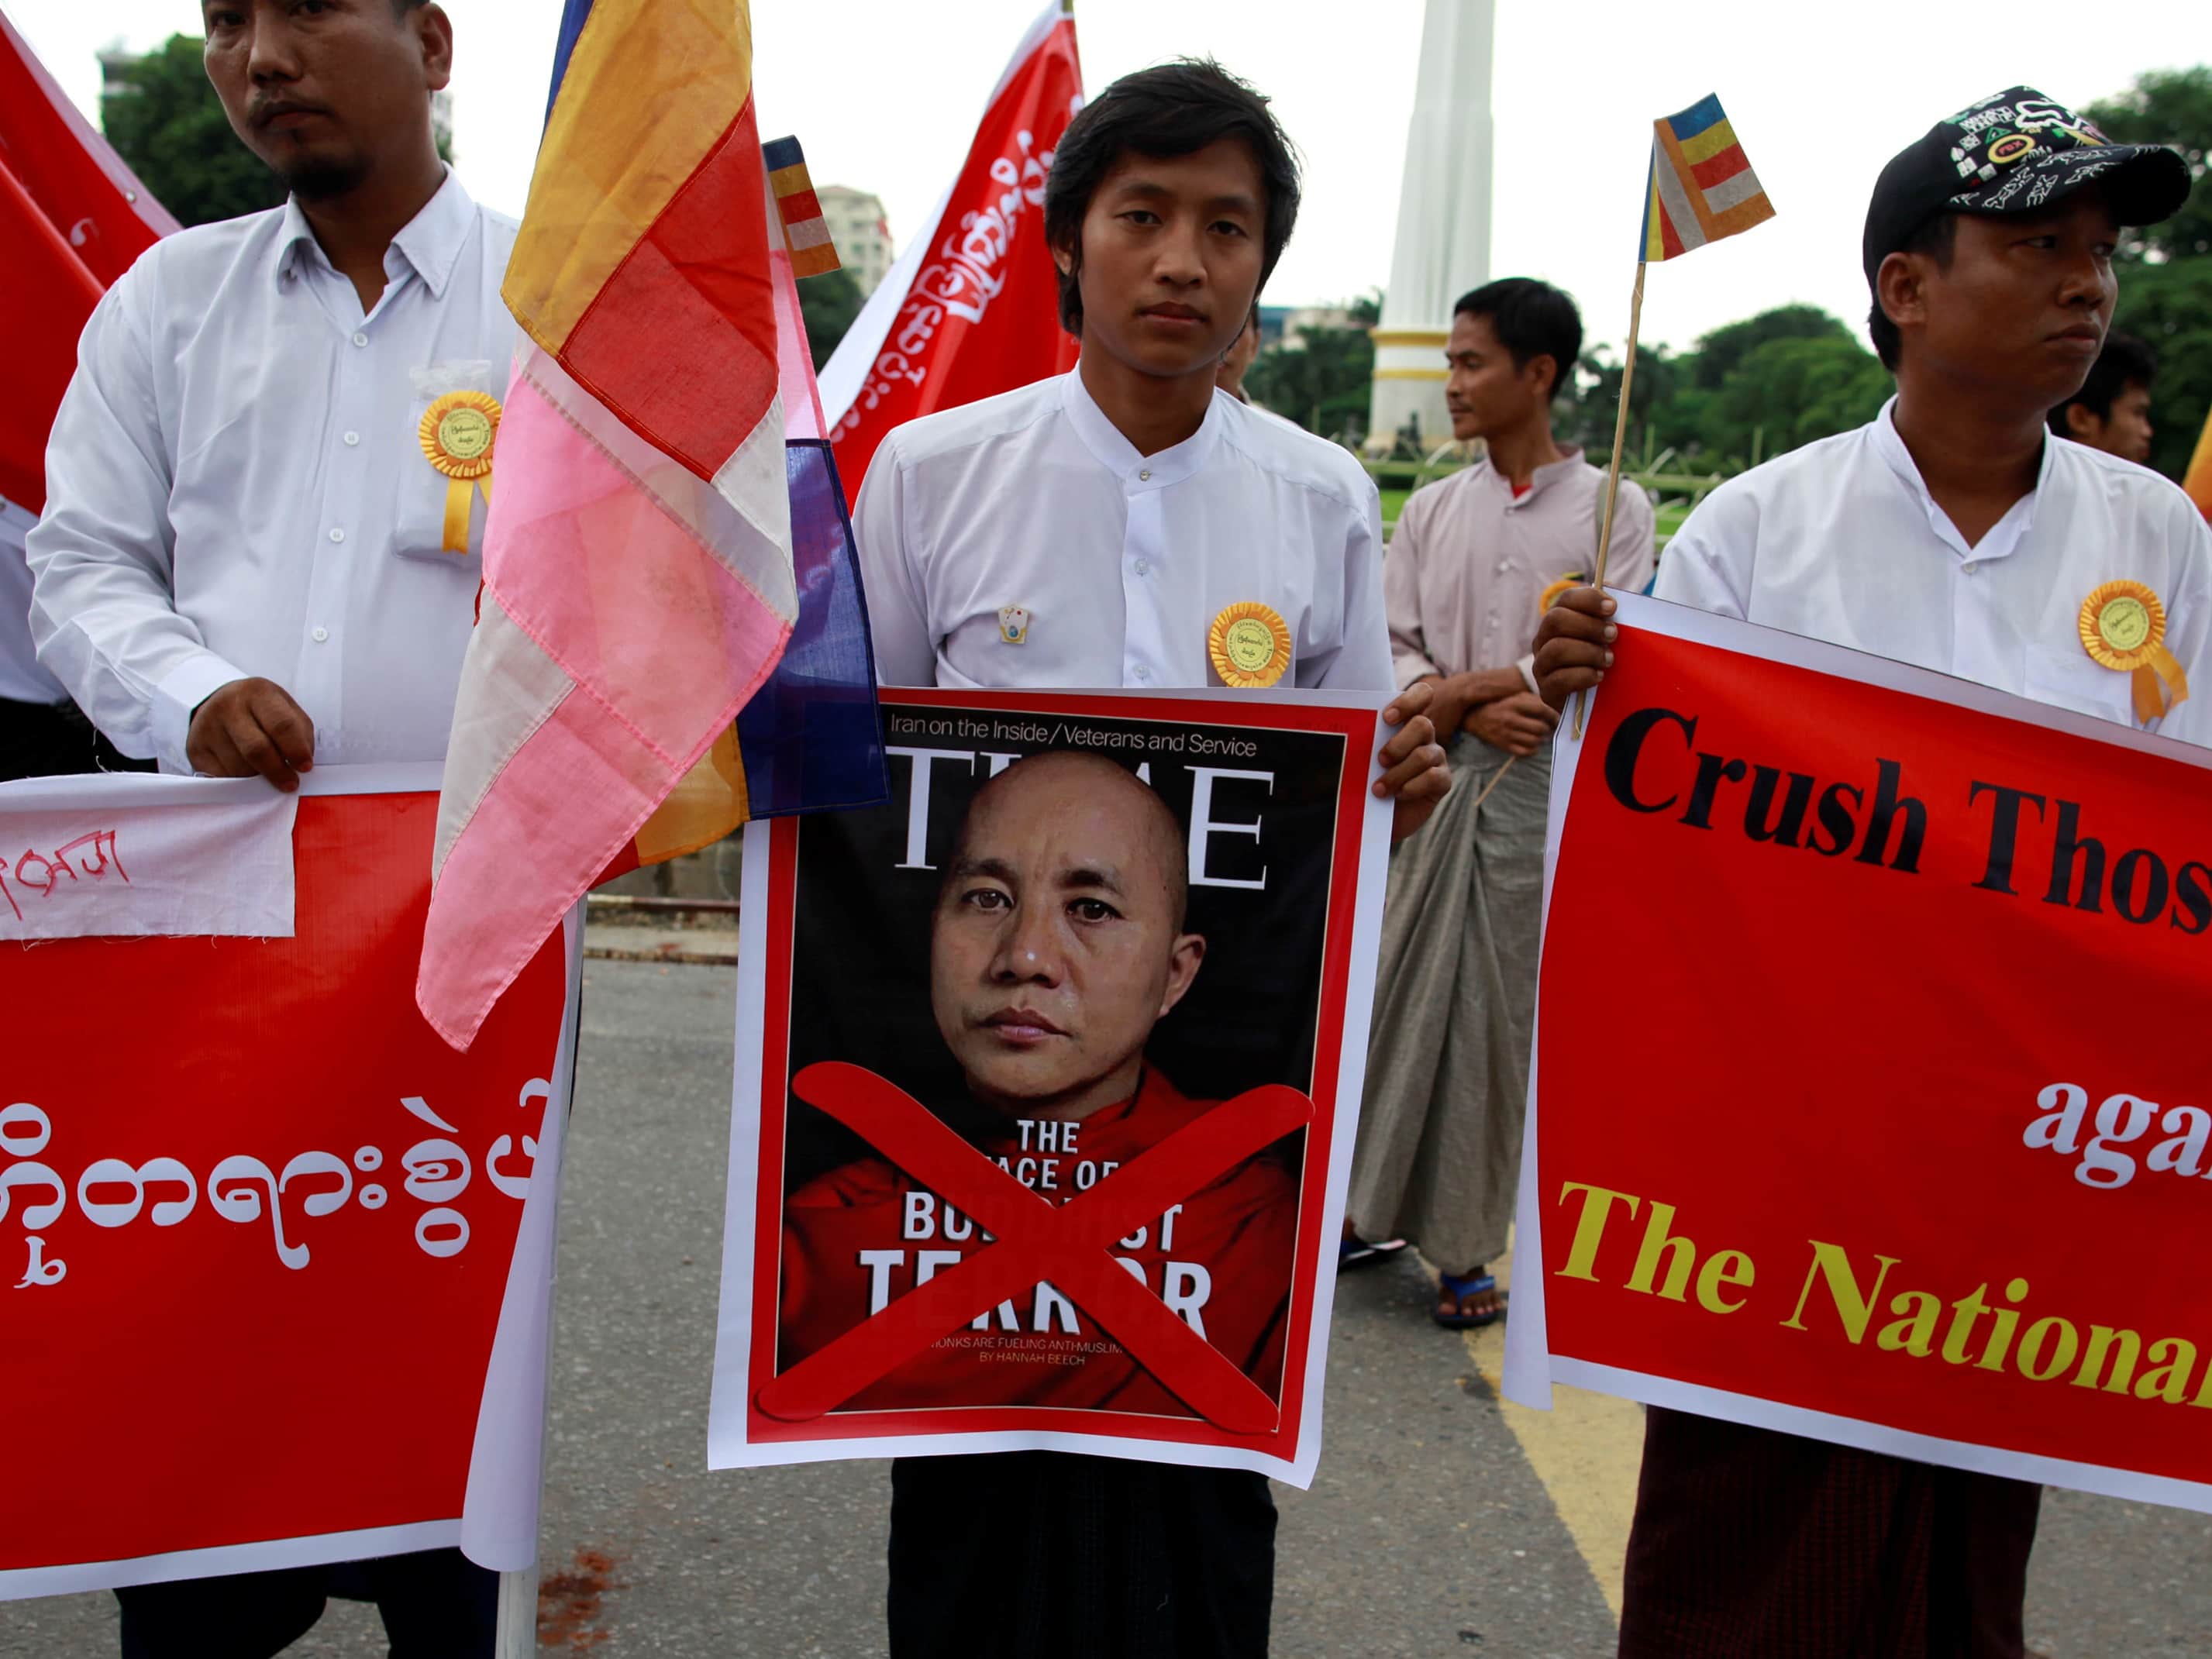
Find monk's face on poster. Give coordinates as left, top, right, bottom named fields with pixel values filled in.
left=930, top=755, right=1205, bottom=1119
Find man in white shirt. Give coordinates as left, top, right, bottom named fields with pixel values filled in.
left=0, top=496, right=140, bottom=780
left=29, top=0, right=511, bottom=792
left=1535, top=88, right=2201, bottom=1658
left=856, top=59, right=1446, bottom=1659
left=28, top=2, right=512, bottom=1653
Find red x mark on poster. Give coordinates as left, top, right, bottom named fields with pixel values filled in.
left=755, top=1062, right=1313, bottom=1434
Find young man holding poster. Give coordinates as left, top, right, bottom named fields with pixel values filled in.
left=26, top=0, right=511, bottom=1650
left=1535, top=89, right=2206, bottom=1657
left=855, top=57, right=1446, bottom=1659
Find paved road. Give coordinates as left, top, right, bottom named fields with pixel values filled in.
left=6, top=959, right=2207, bottom=1655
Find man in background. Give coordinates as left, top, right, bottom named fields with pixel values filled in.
left=1216, top=305, right=1261, bottom=403
left=1, top=497, right=119, bottom=779
left=1348, top=278, right=1653, bottom=1328
left=2048, top=330, right=2157, bottom=463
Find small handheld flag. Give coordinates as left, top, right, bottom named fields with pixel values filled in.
left=1575, top=93, right=1776, bottom=740
left=1640, top=94, right=1775, bottom=261
left=764, top=136, right=842, bottom=278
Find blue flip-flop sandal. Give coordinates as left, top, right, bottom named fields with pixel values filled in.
left=1433, top=1270, right=1508, bottom=1330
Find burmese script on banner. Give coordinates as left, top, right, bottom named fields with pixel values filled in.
left=710, top=687, right=1393, bottom=1483
left=0, top=767, right=577, bottom=1598
left=1505, top=595, right=2212, bottom=1513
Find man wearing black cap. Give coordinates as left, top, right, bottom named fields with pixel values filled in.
left=1534, top=88, right=2207, bottom=1656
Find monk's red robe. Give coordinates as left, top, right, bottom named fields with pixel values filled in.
left=777, top=1067, right=1297, bottom=1416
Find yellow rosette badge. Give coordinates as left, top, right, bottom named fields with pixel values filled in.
left=2079, top=579, right=2190, bottom=724
left=418, top=390, right=501, bottom=553
left=1208, top=601, right=1292, bottom=689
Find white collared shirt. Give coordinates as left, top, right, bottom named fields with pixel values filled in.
left=0, top=497, right=66, bottom=704
left=28, top=171, right=517, bottom=769
left=1656, top=398, right=2212, bottom=743
left=855, top=371, right=1394, bottom=694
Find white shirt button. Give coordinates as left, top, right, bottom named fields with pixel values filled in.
left=1138, top=469, right=1151, bottom=482
left=329, top=528, right=346, bottom=543
left=311, top=626, right=330, bottom=643
left=1962, top=560, right=1979, bottom=573
left=1135, top=558, right=1149, bottom=576
left=351, top=332, right=368, bottom=347
left=1132, top=664, right=1151, bottom=680
left=343, top=431, right=360, bottom=446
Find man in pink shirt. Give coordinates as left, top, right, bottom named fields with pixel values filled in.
left=1346, top=280, right=1655, bottom=1326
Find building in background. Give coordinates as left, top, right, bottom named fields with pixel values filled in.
left=1366, top=0, right=1494, bottom=456
left=1274, top=304, right=1369, bottom=346
left=818, top=184, right=894, bottom=297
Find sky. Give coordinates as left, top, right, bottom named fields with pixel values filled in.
left=10, top=0, right=2203, bottom=359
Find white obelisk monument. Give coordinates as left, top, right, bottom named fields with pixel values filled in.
left=1366, top=0, right=1495, bottom=454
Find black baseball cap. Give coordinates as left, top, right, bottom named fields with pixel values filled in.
left=1862, top=88, right=2190, bottom=289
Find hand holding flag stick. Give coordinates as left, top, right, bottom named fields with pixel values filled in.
left=1573, top=95, right=1776, bottom=738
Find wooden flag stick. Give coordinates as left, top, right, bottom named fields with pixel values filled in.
left=1571, top=260, right=1648, bottom=741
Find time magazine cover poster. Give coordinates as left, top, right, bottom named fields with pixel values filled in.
left=708, top=687, right=1394, bottom=1484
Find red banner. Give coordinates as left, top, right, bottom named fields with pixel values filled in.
left=0, top=773, right=573, bottom=1595
left=0, top=12, right=176, bottom=511
left=1508, top=596, right=2212, bottom=1513
left=710, top=688, right=1394, bottom=1484
left=815, top=1, right=1082, bottom=506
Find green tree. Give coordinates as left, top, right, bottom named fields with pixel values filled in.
left=1568, top=306, right=1887, bottom=470
left=801, top=265, right=867, bottom=370
left=2086, top=67, right=2212, bottom=261
left=2114, top=256, right=2212, bottom=479
left=1709, top=333, right=1891, bottom=459
left=1683, top=304, right=1847, bottom=391
left=102, top=36, right=284, bottom=226
left=1568, top=342, right=1680, bottom=462
left=2089, top=66, right=2212, bottom=480
left=1245, top=298, right=1379, bottom=444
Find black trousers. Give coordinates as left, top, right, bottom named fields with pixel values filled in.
left=114, top=1550, right=499, bottom=1659
left=887, top=1452, right=1276, bottom=1659
left=0, top=694, right=152, bottom=782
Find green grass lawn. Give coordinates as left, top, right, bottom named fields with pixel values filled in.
left=1380, top=491, right=1693, bottom=552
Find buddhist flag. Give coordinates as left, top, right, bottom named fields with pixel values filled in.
left=2185, top=404, right=2212, bottom=523
left=419, top=0, right=884, bottom=1049
left=1640, top=94, right=1774, bottom=262
left=766, top=136, right=841, bottom=279
left=816, top=0, right=1082, bottom=507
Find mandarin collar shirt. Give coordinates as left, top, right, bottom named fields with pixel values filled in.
left=854, top=371, right=1394, bottom=694
left=1385, top=446, right=1656, bottom=696
left=28, top=170, right=518, bottom=770
left=1654, top=398, right=2212, bottom=744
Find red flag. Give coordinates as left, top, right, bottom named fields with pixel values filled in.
left=0, top=14, right=176, bottom=510
left=815, top=0, right=1082, bottom=507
